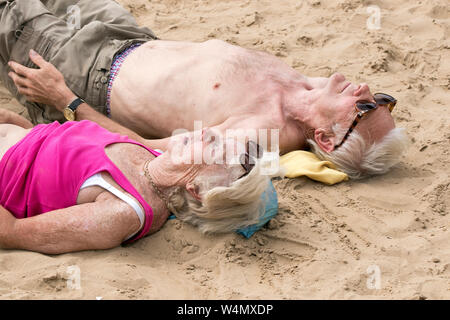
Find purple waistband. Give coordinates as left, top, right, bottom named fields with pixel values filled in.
left=106, top=43, right=143, bottom=116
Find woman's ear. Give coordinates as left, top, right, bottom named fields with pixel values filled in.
left=186, top=182, right=202, bottom=201
left=314, top=128, right=335, bottom=153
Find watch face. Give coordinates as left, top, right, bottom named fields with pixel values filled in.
left=63, top=108, right=75, bottom=121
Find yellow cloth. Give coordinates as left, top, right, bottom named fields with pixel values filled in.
left=280, top=150, right=348, bottom=185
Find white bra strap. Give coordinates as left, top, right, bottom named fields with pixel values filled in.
left=81, top=173, right=145, bottom=240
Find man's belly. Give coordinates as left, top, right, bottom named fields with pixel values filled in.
left=109, top=40, right=260, bottom=138
left=0, top=124, right=32, bottom=161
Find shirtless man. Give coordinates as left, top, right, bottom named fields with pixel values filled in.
left=1, top=0, right=408, bottom=179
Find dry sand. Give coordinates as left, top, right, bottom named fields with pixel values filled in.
left=0, top=0, right=449, bottom=299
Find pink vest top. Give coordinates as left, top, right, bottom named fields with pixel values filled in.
left=0, top=120, right=160, bottom=244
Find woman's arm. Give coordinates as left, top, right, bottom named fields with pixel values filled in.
left=0, top=108, right=33, bottom=128
left=0, top=205, right=17, bottom=249
left=0, top=195, right=141, bottom=254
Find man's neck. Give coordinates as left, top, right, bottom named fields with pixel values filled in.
left=283, top=82, right=318, bottom=125
left=279, top=81, right=321, bottom=151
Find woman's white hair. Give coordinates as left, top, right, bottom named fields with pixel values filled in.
left=167, top=162, right=273, bottom=233
left=308, top=124, right=409, bottom=179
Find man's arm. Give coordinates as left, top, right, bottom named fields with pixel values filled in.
left=73, top=103, right=171, bottom=150
left=58, top=95, right=171, bottom=150
left=72, top=103, right=171, bottom=150
left=0, top=196, right=141, bottom=254
left=7, top=50, right=170, bottom=149
left=56, top=92, right=150, bottom=145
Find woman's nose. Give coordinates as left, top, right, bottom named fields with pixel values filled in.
left=201, top=127, right=211, bottom=140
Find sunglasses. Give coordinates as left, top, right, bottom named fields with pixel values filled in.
left=238, top=140, right=263, bottom=179
left=334, top=93, right=397, bottom=149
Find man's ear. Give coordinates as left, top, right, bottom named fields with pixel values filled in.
left=314, top=128, right=335, bottom=153
left=186, top=182, right=202, bottom=201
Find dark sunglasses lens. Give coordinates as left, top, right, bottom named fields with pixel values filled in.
left=239, top=153, right=255, bottom=175
left=374, top=93, right=396, bottom=105
left=247, top=140, right=263, bottom=159
left=239, top=153, right=249, bottom=169
left=356, top=101, right=377, bottom=112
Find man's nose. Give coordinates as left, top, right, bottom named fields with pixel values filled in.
left=355, top=83, right=373, bottom=99
left=325, top=73, right=346, bottom=92
left=330, top=72, right=346, bottom=82
left=359, top=83, right=369, bottom=93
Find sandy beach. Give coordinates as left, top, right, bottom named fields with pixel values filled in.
left=0, top=0, right=449, bottom=299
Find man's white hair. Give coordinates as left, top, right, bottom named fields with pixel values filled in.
left=167, top=162, right=273, bottom=233
left=308, top=124, right=409, bottom=179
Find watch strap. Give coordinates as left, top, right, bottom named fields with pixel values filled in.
left=67, top=97, right=85, bottom=112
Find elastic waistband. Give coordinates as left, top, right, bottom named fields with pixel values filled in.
left=105, top=43, right=143, bottom=116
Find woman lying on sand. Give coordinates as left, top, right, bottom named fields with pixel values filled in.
left=0, top=109, right=268, bottom=254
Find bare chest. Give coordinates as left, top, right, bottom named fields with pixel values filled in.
left=110, top=42, right=283, bottom=137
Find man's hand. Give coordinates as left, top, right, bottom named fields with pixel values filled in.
left=8, top=49, right=76, bottom=111
left=6, top=49, right=165, bottom=151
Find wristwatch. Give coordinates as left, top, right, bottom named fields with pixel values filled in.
left=63, top=97, right=85, bottom=121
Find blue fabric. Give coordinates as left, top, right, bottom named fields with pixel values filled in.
left=236, top=180, right=278, bottom=238
left=167, top=180, right=279, bottom=238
